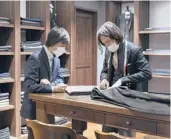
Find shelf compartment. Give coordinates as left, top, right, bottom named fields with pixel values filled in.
left=21, top=25, right=45, bottom=31
left=0, top=52, right=14, bottom=55
left=0, top=23, right=14, bottom=28
left=0, top=105, right=15, bottom=112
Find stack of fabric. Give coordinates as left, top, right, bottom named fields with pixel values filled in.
left=20, top=17, right=41, bottom=27
left=152, top=69, right=170, bottom=76
left=0, top=45, right=12, bottom=52
left=0, top=92, right=9, bottom=107
left=21, top=126, right=28, bottom=135
left=0, top=72, right=11, bottom=79
left=21, top=41, right=43, bottom=52
left=55, top=116, right=68, bottom=125
left=0, top=127, right=10, bottom=139
left=60, top=68, right=70, bottom=77
left=0, top=17, right=10, bottom=24
left=21, top=91, right=24, bottom=104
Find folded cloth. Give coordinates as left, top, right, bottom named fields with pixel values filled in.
left=91, top=86, right=170, bottom=115
left=0, top=17, right=10, bottom=21
left=0, top=93, right=9, bottom=97
left=65, top=86, right=95, bottom=96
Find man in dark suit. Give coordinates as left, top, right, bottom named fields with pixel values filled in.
left=21, top=27, right=70, bottom=139
left=96, top=22, right=152, bottom=137
left=21, top=27, right=70, bottom=120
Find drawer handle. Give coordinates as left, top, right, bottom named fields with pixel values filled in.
left=69, top=111, right=76, bottom=116
left=126, top=121, right=131, bottom=125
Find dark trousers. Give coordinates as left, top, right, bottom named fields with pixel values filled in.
left=102, top=125, right=136, bottom=137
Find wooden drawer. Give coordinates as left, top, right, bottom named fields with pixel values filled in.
left=65, top=106, right=94, bottom=121
left=94, top=112, right=105, bottom=124
left=46, top=104, right=94, bottom=121
left=157, top=123, right=170, bottom=137
left=106, top=114, right=157, bottom=134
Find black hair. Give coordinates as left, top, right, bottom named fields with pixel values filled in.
left=96, top=22, right=123, bottom=53
left=45, top=27, right=70, bottom=47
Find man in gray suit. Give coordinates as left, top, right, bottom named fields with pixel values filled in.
left=21, top=27, right=70, bottom=138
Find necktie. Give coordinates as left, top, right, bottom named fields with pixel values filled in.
left=113, top=52, right=118, bottom=71
left=51, top=55, right=55, bottom=81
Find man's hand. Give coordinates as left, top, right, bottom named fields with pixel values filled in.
left=99, top=79, right=109, bottom=90
left=40, top=79, right=50, bottom=85
left=111, top=79, right=122, bottom=88
left=52, top=84, right=68, bottom=93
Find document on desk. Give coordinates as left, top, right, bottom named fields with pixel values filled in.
left=65, top=85, right=96, bottom=96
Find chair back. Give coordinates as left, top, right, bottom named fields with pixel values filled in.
left=26, top=119, right=77, bottom=139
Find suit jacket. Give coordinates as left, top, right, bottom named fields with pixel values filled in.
left=21, top=47, right=64, bottom=119
left=100, top=40, right=152, bottom=91
left=115, top=12, right=134, bottom=42
left=91, top=86, right=170, bottom=115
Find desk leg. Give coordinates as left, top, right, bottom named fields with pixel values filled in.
left=72, top=119, right=87, bottom=135
left=36, top=102, right=49, bottom=123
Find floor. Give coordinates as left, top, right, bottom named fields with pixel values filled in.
left=83, top=122, right=146, bottom=139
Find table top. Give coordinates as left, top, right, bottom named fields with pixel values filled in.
left=29, top=93, right=170, bottom=122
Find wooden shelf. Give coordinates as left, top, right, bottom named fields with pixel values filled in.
left=0, top=23, right=14, bottom=28
left=0, top=52, right=14, bottom=55
left=19, top=134, right=28, bottom=139
left=21, top=25, right=45, bottom=31
left=152, top=75, right=170, bottom=79
left=143, top=51, right=170, bottom=56
left=139, top=30, right=171, bottom=34
left=21, top=52, right=33, bottom=55
left=0, top=78, right=14, bottom=84
left=0, top=105, right=15, bottom=112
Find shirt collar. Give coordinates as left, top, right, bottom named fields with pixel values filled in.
left=44, top=45, right=54, bottom=60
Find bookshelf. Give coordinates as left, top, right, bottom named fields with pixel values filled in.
left=0, top=1, right=50, bottom=139
left=134, top=1, right=170, bottom=95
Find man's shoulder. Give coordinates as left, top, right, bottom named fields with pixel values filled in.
left=28, top=50, right=42, bottom=62
left=127, top=41, right=141, bottom=52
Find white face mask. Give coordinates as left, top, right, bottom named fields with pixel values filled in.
left=107, top=42, right=119, bottom=52
left=53, top=47, right=66, bottom=57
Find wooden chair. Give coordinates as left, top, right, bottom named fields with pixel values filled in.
left=95, top=130, right=169, bottom=139
left=26, top=119, right=87, bottom=139
left=94, top=130, right=137, bottom=139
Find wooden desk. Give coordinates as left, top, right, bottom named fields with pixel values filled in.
left=29, top=93, right=170, bottom=138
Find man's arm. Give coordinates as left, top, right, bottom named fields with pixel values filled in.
left=24, top=55, right=53, bottom=93
left=121, top=47, right=152, bottom=84
left=51, top=57, right=64, bottom=86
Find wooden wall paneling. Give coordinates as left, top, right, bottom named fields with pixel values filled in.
left=53, top=1, right=75, bottom=85
left=9, top=1, right=21, bottom=137
left=92, top=12, right=97, bottom=85
left=105, top=1, right=121, bottom=22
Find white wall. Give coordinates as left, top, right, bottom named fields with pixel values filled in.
left=75, top=1, right=106, bottom=85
